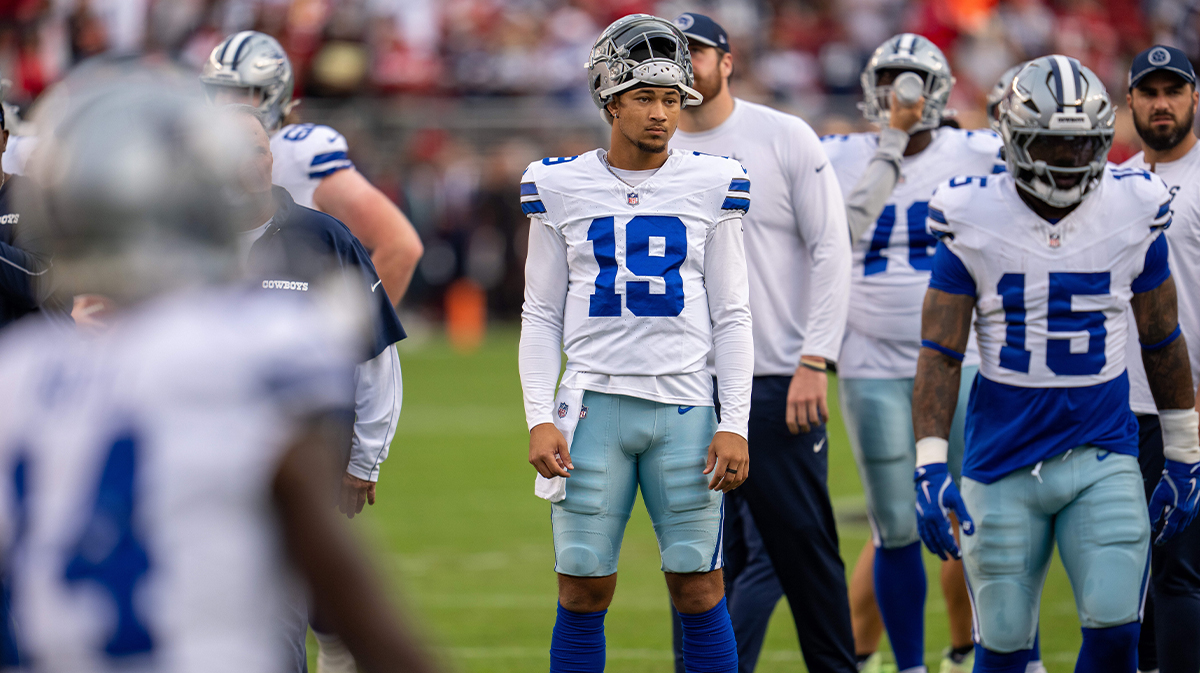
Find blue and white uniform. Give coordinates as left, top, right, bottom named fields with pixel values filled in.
left=270, top=123, right=355, bottom=210
left=0, top=290, right=359, bottom=673
left=518, top=148, right=754, bottom=577
left=927, top=167, right=1172, bottom=651
left=822, top=127, right=1002, bottom=547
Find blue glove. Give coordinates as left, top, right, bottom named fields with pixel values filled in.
left=1149, top=459, right=1200, bottom=546
left=914, top=463, right=975, bottom=560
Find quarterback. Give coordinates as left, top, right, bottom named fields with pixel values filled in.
left=914, top=56, right=1200, bottom=673
left=519, top=14, right=753, bottom=673
left=821, top=33, right=1001, bottom=673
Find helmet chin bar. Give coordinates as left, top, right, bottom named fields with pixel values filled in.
left=1015, top=161, right=1104, bottom=208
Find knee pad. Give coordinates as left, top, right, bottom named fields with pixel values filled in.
left=661, top=543, right=710, bottom=574
left=554, top=530, right=615, bottom=577
left=973, top=580, right=1039, bottom=653
left=872, top=498, right=919, bottom=548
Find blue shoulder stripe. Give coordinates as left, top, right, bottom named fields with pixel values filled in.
left=308, top=163, right=353, bottom=179
left=929, top=207, right=948, bottom=224
left=520, top=182, right=539, bottom=196
left=721, top=196, right=750, bottom=212
left=521, top=200, right=547, bottom=215
left=991, top=164, right=1006, bottom=174
left=728, top=178, right=750, bottom=193
left=311, top=150, right=348, bottom=167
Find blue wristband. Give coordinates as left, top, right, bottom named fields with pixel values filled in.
left=1142, top=325, right=1182, bottom=351
left=922, top=339, right=965, bottom=362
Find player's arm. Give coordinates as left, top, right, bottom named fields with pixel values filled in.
left=911, top=240, right=976, bottom=560
left=1131, top=248, right=1200, bottom=545
left=313, top=169, right=423, bottom=308
left=788, top=132, right=852, bottom=434
left=519, top=219, right=571, bottom=479
left=274, top=413, right=440, bottom=673
left=844, top=91, right=925, bottom=241
left=705, top=214, right=753, bottom=492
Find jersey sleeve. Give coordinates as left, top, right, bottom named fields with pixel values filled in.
left=279, top=124, right=355, bottom=180
left=520, top=162, right=550, bottom=222
left=1132, top=232, right=1171, bottom=294
left=719, top=160, right=750, bottom=220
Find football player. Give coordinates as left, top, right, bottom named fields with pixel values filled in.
left=915, top=55, right=1198, bottom=673
left=1119, top=45, right=1200, bottom=673
left=821, top=33, right=1000, bottom=673
left=519, top=14, right=753, bottom=673
left=0, top=69, right=436, bottom=673
left=200, top=31, right=423, bottom=311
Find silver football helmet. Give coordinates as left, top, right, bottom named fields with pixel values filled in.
left=23, top=63, right=242, bottom=300
left=987, top=63, right=1024, bottom=131
left=859, top=33, right=955, bottom=133
left=200, top=31, right=295, bottom=131
left=587, top=14, right=703, bottom=114
left=998, top=55, right=1115, bottom=208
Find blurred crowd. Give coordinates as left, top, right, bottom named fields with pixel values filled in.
left=1, top=0, right=1197, bottom=319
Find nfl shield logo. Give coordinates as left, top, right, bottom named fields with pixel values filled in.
left=1048, top=232, right=1061, bottom=248
left=580, top=405, right=588, bottom=419
left=627, top=192, right=639, bottom=206
left=558, top=402, right=569, bottom=418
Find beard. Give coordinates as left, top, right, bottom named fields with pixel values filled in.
left=691, top=66, right=724, bottom=105
left=1134, top=107, right=1196, bottom=151
left=632, top=136, right=668, bottom=153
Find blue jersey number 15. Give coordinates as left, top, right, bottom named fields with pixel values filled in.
left=998, top=272, right=1110, bottom=376
left=588, top=215, right=687, bottom=318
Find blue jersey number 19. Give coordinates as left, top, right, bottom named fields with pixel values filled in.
left=588, top=216, right=687, bottom=317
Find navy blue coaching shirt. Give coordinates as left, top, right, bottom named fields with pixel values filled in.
left=245, top=186, right=406, bottom=359
left=0, top=176, right=70, bottom=330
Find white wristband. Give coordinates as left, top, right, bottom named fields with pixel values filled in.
left=916, top=436, right=950, bottom=467
left=1160, top=408, right=1200, bottom=464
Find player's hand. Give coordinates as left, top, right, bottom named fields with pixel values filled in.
left=914, top=463, right=974, bottom=560
left=72, top=294, right=115, bottom=333
left=529, top=422, right=571, bottom=479
left=704, top=431, right=748, bottom=492
left=786, top=358, right=829, bottom=435
left=888, top=90, right=926, bottom=134
left=1149, top=460, right=1200, bottom=545
left=339, top=472, right=376, bottom=519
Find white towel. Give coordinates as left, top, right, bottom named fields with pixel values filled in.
left=533, top=386, right=585, bottom=502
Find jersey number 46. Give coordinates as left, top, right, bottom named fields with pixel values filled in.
left=588, top=216, right=686, bottom=318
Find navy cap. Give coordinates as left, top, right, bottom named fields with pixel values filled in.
left=1130, top=45, right=1196, bottom=90
left=673, top=13, right=730, bottom=52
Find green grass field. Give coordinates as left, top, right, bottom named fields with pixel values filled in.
left=337, top=327, right=1086, bottom=672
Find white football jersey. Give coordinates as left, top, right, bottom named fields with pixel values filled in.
left=930, top=168, right=1172, bottom=482
left=0, top=290, right=358, bottom=673
left=1123, top=142, right=1200, bottom=415
left=520, top=149, right=748, bottom=384
left=822, top=127, right=1003, bottom=377
left=270, top=123, right=355, bottom=209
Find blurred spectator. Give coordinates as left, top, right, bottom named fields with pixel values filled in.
left=0, top=0, right=1191, bottom=316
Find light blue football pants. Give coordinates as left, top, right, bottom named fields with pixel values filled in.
left=961, top=447, right=1150, bottom=653
left=551, top=391, right=724, bottom=578
left=838, top=366, right=977, bottom=549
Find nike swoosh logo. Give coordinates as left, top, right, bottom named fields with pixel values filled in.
left=814, top=437, right=827, bottom=453
left=678, top=406, right=694, bottom=415
left=329, top=136, right=339, bottom=143
left=371, top=279, right=383, bottom=292
left=815, top=163, right=828, bottom=172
